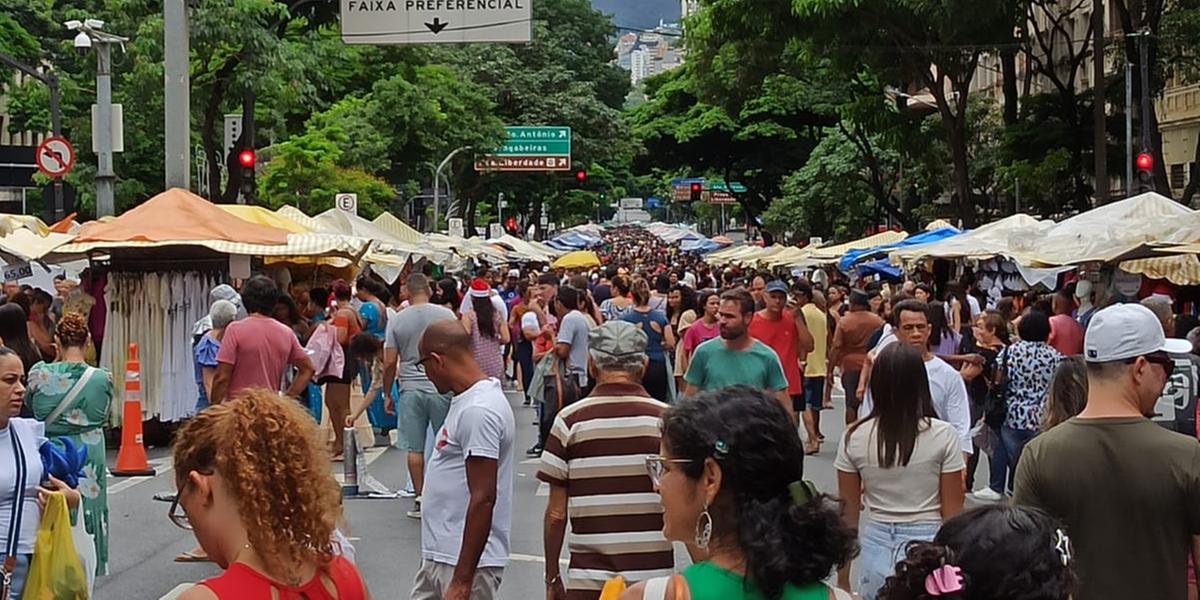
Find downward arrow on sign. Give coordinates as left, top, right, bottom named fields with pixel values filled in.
left=425, top=17, right=448, bottom=33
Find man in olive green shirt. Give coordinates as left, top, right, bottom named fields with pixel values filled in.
left=1014, top=303, right=1200, bottom=600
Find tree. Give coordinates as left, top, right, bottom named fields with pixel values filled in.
left=795, top=0, right=1023, bottom=226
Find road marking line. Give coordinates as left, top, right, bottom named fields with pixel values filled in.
left=108, top=458, right=174, bottom=496
left=157, top=583, right=193, bottom=600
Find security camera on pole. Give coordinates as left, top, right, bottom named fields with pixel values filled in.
left=65, top=18, right=127, bottom=218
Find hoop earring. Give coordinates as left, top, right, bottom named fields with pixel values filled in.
left=694, top=503, right=712, bottom=549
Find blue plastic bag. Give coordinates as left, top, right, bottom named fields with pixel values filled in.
left=39, top=437, right=87, bottom=488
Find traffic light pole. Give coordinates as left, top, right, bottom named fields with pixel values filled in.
left=0, top=53, right=64, bottom=220
left=1139, top=28, right=1152, bottom=193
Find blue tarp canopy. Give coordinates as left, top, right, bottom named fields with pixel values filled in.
left=856, top=258, right=903, bottom=279
left=838, top=227, right=963, bottom=271
left=680, top=239, right=724, bottom=254
left=547, top=231, right=602, bottom=250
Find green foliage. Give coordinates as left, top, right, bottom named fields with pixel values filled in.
left=763, top=129, right=881, bottom=241
left=258, top=132, right=393, bottom=218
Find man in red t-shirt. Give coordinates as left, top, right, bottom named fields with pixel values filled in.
left=748, top=280, right=814, bottom=420
left=211, top=276, right=314, bottom=404
left=1048, top=290, right=1084, bottom=356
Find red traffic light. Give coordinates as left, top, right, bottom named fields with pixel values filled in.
left=574, top=170, right=587, bottom=183
left=690, top=182, right=702, bottom=193
left=505, top=216, right=517, bottom=231
left=238, top=149, right=256, bottom=168
left=1136, top=152, right=1154, bottom=171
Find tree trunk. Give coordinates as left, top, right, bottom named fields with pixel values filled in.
left=949, top=119, right=974, bottom=227
left=1001, top=48, right=1019, bottom=126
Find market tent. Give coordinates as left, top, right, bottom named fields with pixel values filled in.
left=890, top=213, right=1052, bottom=264
left=552, top=250, right=601, bottom=269
left=491, top=234, right=557, bottom=262
left=803, top=230, right=908, bottom=266
left=545, top=230, right=601, bottom=250
left=1031, top=192, right=1200, bottom=266
left=838, top=227, right=961, bottom=271
left=74, top=188, right=290, bottom=245
left=1119, top=254, right=1200, bottom=285
left=764, top=246, right=814, bottom=268
left=0, top=215, right=51, bottom=237
left=219, top=205, right=310, bottom=233
left=0, top=229, right=75, bottom=262
left=372, top=212, right=423, bottom=244
left=275, top=205, right=325, bottom=232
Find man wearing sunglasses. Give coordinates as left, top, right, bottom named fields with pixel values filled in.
left=1014, top=303, right=1200, bottom=600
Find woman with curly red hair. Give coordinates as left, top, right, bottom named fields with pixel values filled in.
left=170, top=389, right=372, bottom=600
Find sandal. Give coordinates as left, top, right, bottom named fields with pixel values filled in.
left=174, top=550, right=211, bottom=563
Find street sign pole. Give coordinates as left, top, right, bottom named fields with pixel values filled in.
left=95, top=40, right=115, bottom=217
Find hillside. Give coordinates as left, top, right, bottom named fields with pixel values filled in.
left=591, top=0, right=680, bottom=31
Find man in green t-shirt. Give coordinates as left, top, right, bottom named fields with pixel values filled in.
left=683, top=288, right=790, bottom=416
left=1014, top=303, right=1200, bottom=600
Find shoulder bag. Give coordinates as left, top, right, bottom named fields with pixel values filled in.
left=984, top=350, right=1010, bottom=429
left=0, top=424, right=28, bottom=599
left=44, top=367, right=100, bottom=426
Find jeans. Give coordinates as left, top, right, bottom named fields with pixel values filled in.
left=989, top=425, right=1038, bottom=494
left=857, top=519, right=941, bottom=600
left=988, top=425, right=1009, bottom=494
left=7, top=554, right=29, bottom=600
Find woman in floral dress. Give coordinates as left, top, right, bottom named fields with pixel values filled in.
left=27, top=312, right=112, bottom=576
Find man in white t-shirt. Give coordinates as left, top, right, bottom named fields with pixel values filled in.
left=860, top=299, right=972, bottom=459
left=411, top=319, right=516, bottom=600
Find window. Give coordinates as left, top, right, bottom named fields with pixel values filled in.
left=1171, top=163, right=1187, bottom=190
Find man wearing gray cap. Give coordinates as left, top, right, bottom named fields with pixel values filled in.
left=538, top=321, right=673, bottom=600
left=1014, top=303, right=1200, bottom=600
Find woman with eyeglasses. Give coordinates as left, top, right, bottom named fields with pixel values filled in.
left=169, top=388, right=371, bottom=600
left=621, top=385, right=857, bottom=600
left=0, top=346, right=81, bottom=599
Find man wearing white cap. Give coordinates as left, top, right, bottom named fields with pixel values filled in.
left=1013, top=303, right=1200, bottom=600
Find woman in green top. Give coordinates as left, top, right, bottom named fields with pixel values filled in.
left=27, top=312, right=113, bottom=577
left=622, top=385, right=857, bottom=600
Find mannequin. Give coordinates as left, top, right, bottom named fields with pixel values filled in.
left=1074, top=279, right=1096, bottom=329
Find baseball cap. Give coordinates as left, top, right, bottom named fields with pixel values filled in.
left=588, top=320, right=648, bottom=359
left=1083, top=303, right=1191, bottom=363
left=507, top=268, right=521, bottom=278
left=765, top=280, right=789, bottom=295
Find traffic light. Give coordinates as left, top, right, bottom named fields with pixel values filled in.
left=1136, top=152, right=1154, bottom=172
left=238, top=148, right=257, bottom=202
left=689, top=182, right=702, bottom=204
left=505, top=216, right=518, bottom=232
left=575, top=169, right=587, bottom=184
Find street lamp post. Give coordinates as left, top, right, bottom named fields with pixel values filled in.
left=432, top=145, right=471, bottom=232
left=67, top=19, right=127, bottom=217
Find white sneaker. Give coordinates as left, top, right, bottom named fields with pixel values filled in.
left=971, top=488, right=1005, bottom=502
left=398, top=488, right=417, bottom=498
left=407, top=497, right=422, bottom=519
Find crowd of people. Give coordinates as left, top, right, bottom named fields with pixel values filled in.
left=0, top=221, right=1198, bottom=600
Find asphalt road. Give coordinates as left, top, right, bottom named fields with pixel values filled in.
left=97, top=384, right=994, bottom=600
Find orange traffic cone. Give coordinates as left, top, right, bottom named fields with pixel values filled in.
left=112, top=343, right=156, bottom=477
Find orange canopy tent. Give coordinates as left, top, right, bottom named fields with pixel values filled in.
left=73, top=188, right=289, bottom=245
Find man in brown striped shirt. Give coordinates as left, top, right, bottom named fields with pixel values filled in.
left=538, top=321, right=674, bottom=600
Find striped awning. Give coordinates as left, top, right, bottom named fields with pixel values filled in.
left=1120, top=254, right=1200, bottom=285
left=51, top=232, right=369, bottom=259
left=805, top=231, right=909, bottom=264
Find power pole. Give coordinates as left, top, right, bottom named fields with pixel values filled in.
left=1126, top=61, right=1134, bottom=197
left=1092, top=0, right=1108, bottom=204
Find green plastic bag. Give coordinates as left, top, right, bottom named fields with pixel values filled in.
left=22, top=492, right=88, bottom=600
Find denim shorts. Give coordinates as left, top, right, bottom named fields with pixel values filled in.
left=803, top=377, right=826, bottom=411
left=857, top=518, right=940, bottom=600
left=399, top=390, right=451, bottom=453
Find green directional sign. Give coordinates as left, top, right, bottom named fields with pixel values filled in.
left=494, top=126, right=571, bottom=156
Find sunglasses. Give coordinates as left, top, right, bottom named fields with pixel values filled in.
left=644, top=455, right=694, bottom=487
left=1142, top=352, right=1176, bottom=375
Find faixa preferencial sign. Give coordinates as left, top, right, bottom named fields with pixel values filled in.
left=341, top=0, right=531, bottom=45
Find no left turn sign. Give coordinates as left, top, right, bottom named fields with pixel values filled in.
left=35, top=136, right=75, bottom=178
